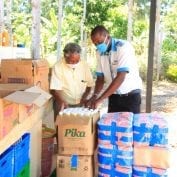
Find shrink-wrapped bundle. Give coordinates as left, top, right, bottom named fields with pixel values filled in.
left=133, top=166, right=168, bottom=177
left=98, top=145, right=133, bottom=168
left=98, top=112, right=133, bottom=147
left=133, top=113, right=168, bottom=147
left=98, top=163, right=132, bottom=177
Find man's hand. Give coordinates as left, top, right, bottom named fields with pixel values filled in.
left=90, top=97, right=102, bottom=109
left=79, top=97, right=88, bottom=107
left=84, top=95, right=97, bottom=108
left=57, top=100, right=68, bottom=112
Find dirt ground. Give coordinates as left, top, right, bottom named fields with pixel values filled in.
left=141, top=81, right=177, bottom=114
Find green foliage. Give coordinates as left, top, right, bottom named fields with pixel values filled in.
left=106, top=5, right=128, bottom=39
left=166, top=64, right=177, bottom=82
left=9, top=0, right=177, bottom=84
left=85, top=0, right=126, bottom=34
left=41, top=8, right=58, bottom=56
left=11, top=0, right=32, bottom=47
left=137, top=56, right=147, bottom=81
left=162, top=37, right=177, bottom=52
left=161, top=52, right=177, bottom=72
left=133, top=20, right=148, bottom=37
left=161, top=1, right=177, bottom=81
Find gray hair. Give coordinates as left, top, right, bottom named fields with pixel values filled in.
left=63, top=43, right=81, bottom=54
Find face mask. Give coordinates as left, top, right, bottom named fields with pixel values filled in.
left=96, top=35, right=108, bottom=54
left=67, top=63, right=79, bottom=69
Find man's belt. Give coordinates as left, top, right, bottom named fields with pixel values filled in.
left=116, top=89, right=141, bottom=97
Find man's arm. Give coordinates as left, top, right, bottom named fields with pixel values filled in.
left=51, top=90, right=68, bottom=111
left=85, top=75, right=104, bottom=107
left=90, top=72, right=126, bottom=109
left=80, top=87, right=91, bottom=106
left=98, top=72, right=126, bottom=100
left=92, top=75, right=105, bottom=98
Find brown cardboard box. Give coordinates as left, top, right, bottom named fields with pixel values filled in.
left=1, top=59, right=49, bottom=91
left=57, top=155, right=94, bottom=177
left=5, top=86, right=52, bottom=122
left=0, top=83, right=31, bottom=97
left=57, top=112, right=99, bottom=155
left=134, top=146, right=177, bottom=169
left=0, top=96, right=18, bottom=140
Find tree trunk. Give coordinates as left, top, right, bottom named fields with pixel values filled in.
left=57, top=0, right=63, bottom=60
left=0, top=0, right=4, bottom=46
left=31, top=0, right=41, bottom=59
left=154, top=0, right=161, bottom=81
left=127, top=0, right=134, bottom=42
left=5, top=0, right=12, bottom=46
left=81, top=0, right=87, bottom=60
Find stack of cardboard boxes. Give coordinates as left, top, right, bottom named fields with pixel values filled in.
left=56, top=108, right=100, bottom=177
left=0, top=58, right=50, bottom=140
left=0, top=59, right=49, bottom=91
left=0, top=85, right=51, bottom=141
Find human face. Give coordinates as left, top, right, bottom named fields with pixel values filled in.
left=64, top=52, right=80, bottom=64
left=91, top=33, right=107, bottom=46
left=91, top=33, right=108, bottom=54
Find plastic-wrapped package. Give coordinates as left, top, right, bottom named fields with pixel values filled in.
left=98, top=112, right=133, bottom=147
left=133, top=113, right=168, bottom=147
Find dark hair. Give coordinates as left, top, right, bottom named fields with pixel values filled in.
left=63, top=43, right=81, bottom=54
left=91, top=25, right=109, bottom=37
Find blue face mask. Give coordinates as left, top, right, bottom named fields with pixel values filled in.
left=96, top=36, right=108, bottom=54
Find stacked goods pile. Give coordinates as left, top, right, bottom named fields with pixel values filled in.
left=97, top=112, right=177, bottom=177
left=97, top=112, right=133, bottom=177
left=133, top=113, right=177, bottom=176
left=56, top=107, right=100, bottom=177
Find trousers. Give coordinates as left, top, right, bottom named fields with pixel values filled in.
left=108, top=91, right=141, bottom=114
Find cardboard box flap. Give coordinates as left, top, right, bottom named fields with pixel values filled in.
left=58, top=114, right=92, bottom=125
left=4, top=91, right=41, bottom=105
left=25, top=86, right=51, bottom=107
left=0, top=83, right=31, bottom=98
left=25, top=86, right=51, bottom=100
left=32, top=60, right=49, bottom=74
left=32, top=59, right=49, bottom=68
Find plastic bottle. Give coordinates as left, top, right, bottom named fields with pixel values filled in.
left=2, top=29, right=9, bottom=46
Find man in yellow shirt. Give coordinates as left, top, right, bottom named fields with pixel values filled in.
left=50, top=43, right=94, bottom=115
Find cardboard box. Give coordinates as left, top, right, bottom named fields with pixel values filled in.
left=0, top=96, right=18, bottom=140
left=133, top=146, right=170, bottom=169
left=57, top=112, right=99, bottom=155
left=0, top=83, right=31, bottom=97
left=57, top=155, right=94, bottom=177
left=5, top=86, right=52, bottom=122
left=1, top=59, right=49, bottom=91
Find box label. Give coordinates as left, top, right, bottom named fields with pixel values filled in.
left=65, top=129, right=86, bottom=137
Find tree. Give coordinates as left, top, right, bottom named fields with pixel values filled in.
left=127, top=0, right=134, bottom=41
left=0, top=0, right=4, bottom=45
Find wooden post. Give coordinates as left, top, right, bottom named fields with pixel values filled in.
left=146, top=0, right=157, bottom=113
left=31, top=0, right=41, bottom=59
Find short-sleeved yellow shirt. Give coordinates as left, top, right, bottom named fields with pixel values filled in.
left=50, top=59, right=94, bottom=105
